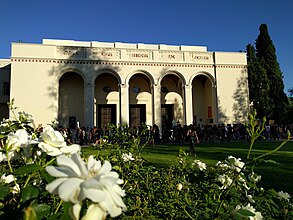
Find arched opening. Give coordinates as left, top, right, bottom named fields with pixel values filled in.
left=192, top=75, right=213, bottom=126
left=58, top=72, right=84, bottom=128
left=161, top=74, right=184, bottom=129
left=94, top=73, right=119, bottom=128
left=129, top=73, right=152, bottom=128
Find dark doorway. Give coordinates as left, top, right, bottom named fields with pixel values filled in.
left=129, top=104, right=146, bottom=128
left=69, top=116, right=76, bottom=129
left=161, top=104, right=173, bottom=130
left=98, top=104, right=116, bottom=128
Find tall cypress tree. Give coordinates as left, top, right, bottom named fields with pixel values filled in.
left=246, top=44, right=272, bottom=118
left=255, top=24, right=289, bottom=122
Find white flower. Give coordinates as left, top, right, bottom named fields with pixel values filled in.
left=0, top=152, right=6, bottom=162
left=81, top=204, right=106, bottom=220
left=176, top=183, right=183, bottom=191
left=192, top=159, right=207, bottom=171
left=217, top=174, right=233, bottom=189
left=248, top=172, right=261, bottom=183
left=38, top=125, right=80, bottom=156
left=227, top=156, right=245, bottom=172
left=1, top=174, right=16, bottom=184
left=0, top=151, right=17, bottom=161
left=246, top=191, right=255, bottom=203
left=122, top=152, right=134, bottom=162
left=238, top=175, right=250, bottom=190
left=11, top=183, right=20, bottom=194
left=216, top=161, right=229, bottom=169
left=277, top=191, right=291, bottom=202
left=235, top=203, right=263, bottom=220
left=6, top=129, right=30, bottom=151
left=46, top=154, right=126, bottom=218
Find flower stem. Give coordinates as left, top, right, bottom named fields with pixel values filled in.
left=23, top=175, right=31, bottom=188
left=184, top=207, right=195, bottom=220
left=6, top=151, right=14, bottom=174
left=42, top=157, right=56, bottom=168
left=54, top=200, right=63, bottom=214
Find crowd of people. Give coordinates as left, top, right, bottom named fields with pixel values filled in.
left=56, top=122, right=292, bottom=147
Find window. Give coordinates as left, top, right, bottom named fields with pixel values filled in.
left=3, top=82, right=10, bottom=96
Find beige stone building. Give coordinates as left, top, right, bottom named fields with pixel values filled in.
left=1, top=39, right=249, bottom=130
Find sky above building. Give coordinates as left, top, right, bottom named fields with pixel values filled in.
left=1, top=0, right=292, bottom=94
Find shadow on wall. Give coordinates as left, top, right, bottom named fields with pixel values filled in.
left=173, top=98, right=183, bottom=122
left=46, top=47, right=121, bottom=127
left=232, top=70, right=249, bottom=123
left=217, top=97, right=229, bottom=124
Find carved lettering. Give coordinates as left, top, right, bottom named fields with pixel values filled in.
left=63, top=50, right=79, bottom=56
left=131, top=53, right=149, bottom=58
left=168, top=54, right=176, bottom=59
left=193, top=55, right=209, bottom=60
left=101, top=52, right=113, bottom=57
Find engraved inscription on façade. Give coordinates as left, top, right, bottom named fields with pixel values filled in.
left=56, top=46, right=213, bottom=64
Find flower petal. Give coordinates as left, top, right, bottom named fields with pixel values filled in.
left=82, top=188, right=106, bottom=203
left=46, top=178, right=67, bottom=194
left=69, top=203, right=82, bottom=220
left=58, top=178, right=83, bottom=203
left=56, top=155, right=83, bottom=177
left=46, top=166, right=77, bottom=177
left=81, top=204, right=106, bottom=220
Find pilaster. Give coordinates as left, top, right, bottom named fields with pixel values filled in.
left=152, top=84, right=162, bottom=131
left=184, top=84, right=193, bottom=125
left=84, top=82, right=94, bottom=129
left=120, top=84, right=129, bottom=125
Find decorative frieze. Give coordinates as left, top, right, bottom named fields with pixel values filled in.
left=89, top=48, right=121, bottom=60
left=189, top=52, right=213, bottom=63
left=158, top=51, right=184, bottom=62
left=56, top=47, right=87, bottom=59
left=126, top=50, right=153, bottom=61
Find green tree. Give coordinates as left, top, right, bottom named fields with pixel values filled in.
left=246, top=44, right=272, bottom=118
left=255, top=24, right=289, bottom=122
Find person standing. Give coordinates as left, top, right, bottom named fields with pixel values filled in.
left=187, top=124, right=200, bottom=156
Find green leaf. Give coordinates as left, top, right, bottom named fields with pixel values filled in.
left=0, top=184, right=10, bottom=199
left=31, top=203, right=51, bottom=219
left=14, top=164, right=42, bottom=175
left=46, top=213, right=61, bottom=220
left=264, top=159, right=277, bottom=164
left=238, top=209, right=255, bottom=217
left=21, top=186, right=40, bottom=203
left=40, top=169, right=54, bottom=183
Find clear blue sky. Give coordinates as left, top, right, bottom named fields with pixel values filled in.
left=1, top=0, right=292, bottom=94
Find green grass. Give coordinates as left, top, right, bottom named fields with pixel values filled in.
left=142, top=140, right=293, bottom=195
left=82, top=140, right=293, bottom=195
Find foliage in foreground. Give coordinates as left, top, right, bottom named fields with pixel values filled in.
left=0, top=105, right=292, bottom=219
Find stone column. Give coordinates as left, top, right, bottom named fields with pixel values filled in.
left=120, top=84, right=129, bottom=125
left=84, top=82, right=95, bottom=129
left=184, top=84, right=193, bottom=125
left=212, top=85, right=218, bottom=124
left=152, top=84, right=162, bottom=131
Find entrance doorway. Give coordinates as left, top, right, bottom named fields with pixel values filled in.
left=129, top=104, right=146, bottom=128
left=161, top=104, right=173, bottom=130
left=98, top=104, right=116, bottom=128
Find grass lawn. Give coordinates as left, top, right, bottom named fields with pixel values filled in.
left=142, top=140, right=293, bottom=195
left=83, top=140, right=293, bottom=195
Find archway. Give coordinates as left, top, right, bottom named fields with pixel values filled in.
left=94, top=73, right=119, bottom=128
left=192, top=75, right=213, bottom=125
left=161, top=74, right=184, bottom=129
left=128, top=73, right=152, bottom=128
left=58, top=72, right=84, bottom=128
